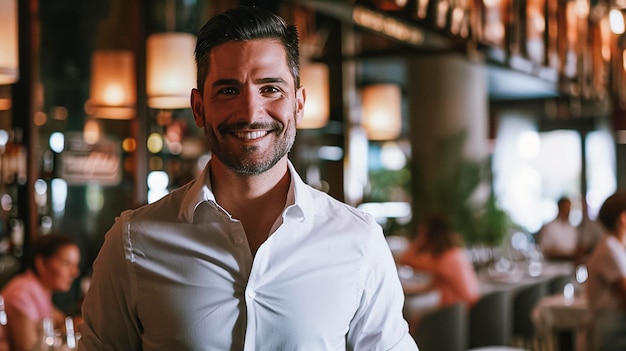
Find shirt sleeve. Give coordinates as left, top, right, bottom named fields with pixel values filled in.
left=78, top=212, right=142, bottom=351
left=347, top=221, right=419, bottom=351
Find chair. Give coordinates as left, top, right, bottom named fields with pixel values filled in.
left=412, top=302, right=468, bottom=351
left=547, top=274, right=571, bottom=295
left=468, top=290, right=513, bottom=348
left=512, top=281, right=549, bottom=349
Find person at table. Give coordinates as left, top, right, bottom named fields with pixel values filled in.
left=397, top=213, right=480, bottom=308
left=0, top=233, right=81, bottom=351
left=78, top=6, right=417, bottom=351
left=586, top=190, right=626, bottom=351
left=536, top=196, right=581, bottom=261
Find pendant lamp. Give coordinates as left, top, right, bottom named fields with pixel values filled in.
left=146, top=32, right=196, bottom=109
left=88, top=50, right=136, bottom=119
left=362, top=84, right=402, bottom=140
left=0, top=0, right=19, bottom=84
left=298, top=62, right=330, bottom=129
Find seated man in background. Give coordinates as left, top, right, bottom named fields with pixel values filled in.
left=536, top=196, right=580, bottom=261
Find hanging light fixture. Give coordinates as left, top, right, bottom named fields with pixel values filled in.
left=0, top=0, right=19, bottom=84
left=145, top=0, right=196, bottom=109
left=88, top=50, right=136, bottom=119
left=361, top=84, right=402, bottom=141
left=146, top=33, right=196, bottom=109
left=298, top=62, right=329, bottom=129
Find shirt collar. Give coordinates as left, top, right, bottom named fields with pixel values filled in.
left=178, top=160, right=311, bottom=223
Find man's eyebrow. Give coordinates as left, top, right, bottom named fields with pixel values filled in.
left=255, top=77, right=288, bottom=84
left=211, top=77, right=288, bottom=88
left=212, top=79, right=240, bottom=88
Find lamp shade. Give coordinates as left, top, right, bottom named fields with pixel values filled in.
left=0, top=0, right=19, bottom=84
left=299, top=62, right=330, bottom=129
left=146, top=32, right=196, bottom=109
left=89, top=50, right=136, bottom=119
left=362, top=84, right=402, bottom=140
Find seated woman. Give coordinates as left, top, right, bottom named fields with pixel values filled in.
left=398, top=213, right=480, bottom=308
left=0, top=233, right=81, bottom=351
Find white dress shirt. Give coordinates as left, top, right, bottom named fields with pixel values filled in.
left=537, top=219, right=579, bottom=258
left=78, top=161, right=417, bottom=351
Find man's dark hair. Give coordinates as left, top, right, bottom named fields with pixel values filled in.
left=194, top=6, right=300, bottom=93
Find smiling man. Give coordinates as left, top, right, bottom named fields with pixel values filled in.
left=78, top=6, right=417, bottom=351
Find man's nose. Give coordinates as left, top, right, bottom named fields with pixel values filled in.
left=240, top=88, right=265, bottom=123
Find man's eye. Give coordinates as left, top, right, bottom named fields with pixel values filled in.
left=218, top=87, right=238, bottom=95
left=261, top=86, right=282, bottom=94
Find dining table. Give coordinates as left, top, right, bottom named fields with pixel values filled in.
left=530, top=292, right=591, bottom=351
left=478, top=259, right=575, bottom=295
left=397, top=265, right=442, bottom=326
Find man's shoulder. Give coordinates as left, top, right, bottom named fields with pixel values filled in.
left=121, top=180, right=196, bottom=221
left=303, top=184, right=372, bottom=224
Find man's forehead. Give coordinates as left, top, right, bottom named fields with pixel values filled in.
left=206, top=40, right=293, bottom=82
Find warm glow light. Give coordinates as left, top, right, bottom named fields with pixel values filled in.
left=600, top=17, right=612, bottom=61
left=146, top=33, right=196, bottom=109
left=89, top=50, right=136, bottom=119
left=575, top=0, right=589, bottom=18
left=0, top=99, right=11, bottom=111
left=361, top=84, right=402, bottom=140
left=610, top=9, right=625, bottom=34
left=122, top=138, right=136, bottom=152
left=299, top=62, right=329, bottom=129
left=83, top=119, right=101, bottom=145
left=147, top=133, right=164, bottom=154
left=483, top=0, right=500, bottom=7
left=352, top=7, right=424, bottom=45
left=0, top=0, right=19, bottom=84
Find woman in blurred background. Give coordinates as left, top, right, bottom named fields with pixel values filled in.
left=398, top=213, right=480, bottom=308
left=0, top=233, right=81, bottom=351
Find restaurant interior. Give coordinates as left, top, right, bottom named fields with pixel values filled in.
left=1, top=0, right=625, bottom=349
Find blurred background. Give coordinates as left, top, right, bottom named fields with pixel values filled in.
left=0, top=0, right=622, bottom=318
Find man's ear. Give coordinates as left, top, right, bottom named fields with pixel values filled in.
left=295, top=86, right=305, bottom=125
left=191, top=88, right=205, bottom=128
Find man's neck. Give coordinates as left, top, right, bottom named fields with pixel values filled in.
left=210, top=158, right=291, bottom=214
left=209, top=158, right=291, bottom=255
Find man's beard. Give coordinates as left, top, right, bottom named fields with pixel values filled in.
left=203, top=112, right=297, bottom=176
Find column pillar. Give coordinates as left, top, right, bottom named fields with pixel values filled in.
left=408, top=53, right=489, bottom=220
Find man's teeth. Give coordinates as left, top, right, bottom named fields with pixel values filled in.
left=234, top=131, right=267, bottom=140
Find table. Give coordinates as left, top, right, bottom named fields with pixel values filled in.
left=398, top=266, right=441, bottom=327
left=530, top=293, right=591, bottom=351
left=479, top=260, right=575, bottom=295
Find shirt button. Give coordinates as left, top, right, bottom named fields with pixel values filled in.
left=248, top=291, right=256, bottom=299
left=234, top=237, right=244, bottom=244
